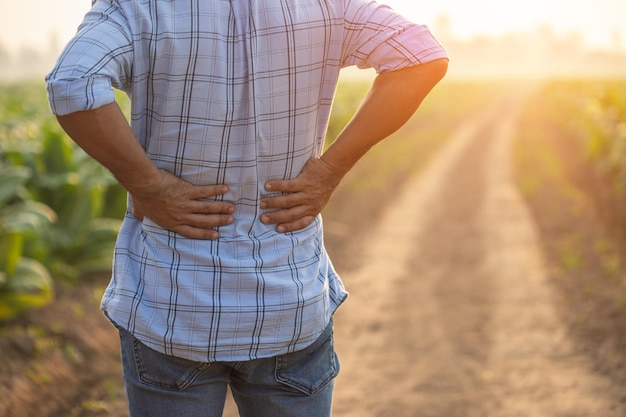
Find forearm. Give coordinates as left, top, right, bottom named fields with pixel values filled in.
left=260, top=58, right=448, bottom=233
left=56, top=102, right=234, bottom=239
left=55, top=102, right=161, bottom=193
left=321, top=58, right=448, bottom=176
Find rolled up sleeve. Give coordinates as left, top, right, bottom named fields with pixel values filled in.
left=342, top=0, right=448, bottom=73
left=46, top=1, right=133, bottom=115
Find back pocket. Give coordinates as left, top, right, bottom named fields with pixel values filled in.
left=131, top=335, right=211, bottom=391
left=275, top=324, right=340, bottom=395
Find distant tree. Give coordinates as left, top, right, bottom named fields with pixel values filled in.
left=15, top=45, right=49, bottom=79
left=432, top=13, right=453, bottom=41
left=0, top=42, right=13, bottom=79
left=0, top=42, right=11, bottom=67
left=611, top=30, right=623, bottom=52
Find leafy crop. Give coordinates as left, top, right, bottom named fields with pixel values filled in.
left=515, top=78, right=626, bottom=307
left=0, top=162, right=55, bottom=318
left=538, top=80, right=626, bottom=191
left=0, top=82, right=128, bottom=319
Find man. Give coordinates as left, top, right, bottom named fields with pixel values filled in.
left=46, top=0, right=447, bottom=416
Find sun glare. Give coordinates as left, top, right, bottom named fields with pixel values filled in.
left=0, top=0, right=624, bottom=79
left=378, top=0, right=625, bottom=49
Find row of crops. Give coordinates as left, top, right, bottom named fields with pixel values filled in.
left=514, top=79, right=626, bottom=299
left=0, top=83, right=128, bottom=319
left=537, top=79, right=626, bottom=192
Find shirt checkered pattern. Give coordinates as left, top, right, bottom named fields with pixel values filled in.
left=46, top=0, right=447, bottom=362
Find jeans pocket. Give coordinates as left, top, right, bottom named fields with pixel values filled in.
left=274, top=323, right=340, bottom=395
left=128, top=333, right=211, bottom=391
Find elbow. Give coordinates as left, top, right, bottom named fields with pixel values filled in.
left=413, top=58, right=448, bottom=97
left=427, top=58, right=449, bottom=84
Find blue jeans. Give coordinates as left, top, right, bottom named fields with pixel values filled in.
left=116, top=321, right=339, bottom=417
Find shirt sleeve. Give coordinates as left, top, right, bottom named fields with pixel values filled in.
left=342, top=0, right=448, bottom=72
left=45, top=0, right=133, bottom=116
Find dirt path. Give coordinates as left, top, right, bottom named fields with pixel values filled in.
left=329, top=88, right=625, bottom=417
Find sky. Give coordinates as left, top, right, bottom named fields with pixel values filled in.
left=379, top=0, right=625, bottom=49
left=0, top=0, right=624, bottom=54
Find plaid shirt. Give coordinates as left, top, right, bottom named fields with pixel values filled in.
left=46, top=0, right=447, bottom=362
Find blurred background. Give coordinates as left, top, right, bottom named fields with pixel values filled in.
left=1, top=0, right=625, bottom=80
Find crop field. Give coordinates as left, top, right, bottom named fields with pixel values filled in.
left=514, top=79, right=626, bottom=281
left=1, top=77, right=626, bottom=417
left=516, top=79, right=626, bottom=194
left=0, top=83, right=128, bottom=319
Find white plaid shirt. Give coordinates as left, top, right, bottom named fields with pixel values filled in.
left=46, top=0, right=447, bottom=362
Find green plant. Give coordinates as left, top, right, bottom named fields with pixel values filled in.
left=0, top=82, right=128, bottom=318
left=0, top=163, right=55, bottom=319
left=514, top=79, right=626, bottom=310
left=29, top=122, right=124, bottom=282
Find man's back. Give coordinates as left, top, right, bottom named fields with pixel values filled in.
left=47, top=0, right=446, bottom=364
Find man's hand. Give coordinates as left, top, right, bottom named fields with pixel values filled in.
left=260, top=158, right=342, bottom=233
left=131, top=170, right=235, bottom=240
left=55, top=104, right=235, bottom=240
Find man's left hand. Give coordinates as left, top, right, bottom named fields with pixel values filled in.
left=260, top=158, right=342, bottom=233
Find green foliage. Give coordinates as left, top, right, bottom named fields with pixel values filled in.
left=535, top=79, right=626, bottom=191
left=516, top=78, right=626, bottom=307
left=0, top=82, right=127, bottom=319
left=325, top=79, right=371, bottom=147
left=0, top=161, right=56, bottom=319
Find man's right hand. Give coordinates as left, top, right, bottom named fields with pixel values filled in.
left=130, top=170, right=234, bottom=240
left=55, top=103, right=234, bottom=240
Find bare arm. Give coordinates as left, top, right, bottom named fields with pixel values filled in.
left=55, top=102, right=235, bottom=239
left=260, top=58, right=448, bottom=232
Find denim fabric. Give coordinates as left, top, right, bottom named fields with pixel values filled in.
left=117, top=321, right=339, bottom=417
